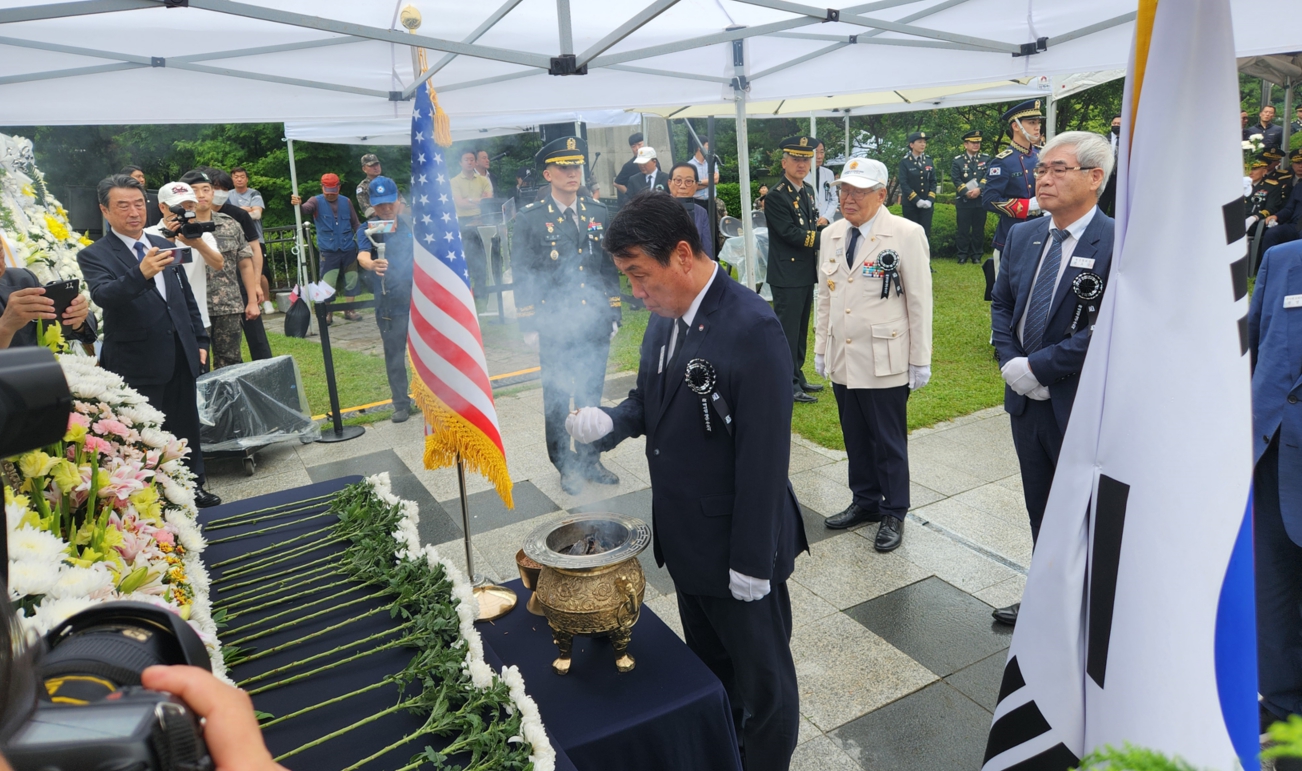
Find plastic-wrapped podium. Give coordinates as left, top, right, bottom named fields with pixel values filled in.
left=197, top=355, right=320, bottom=475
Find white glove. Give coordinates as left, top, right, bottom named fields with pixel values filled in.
left=565, top=407, right=613, bottom=444
left=916, top=200, right=932, bottom=209
left=610, top=321, right=619, bottom=341
left=814, top=353, right=826, bottom=379
left=1027, top=196, right=1039, bottom=214
left=728, top=569, right=771, bottom=602
left=908, top=364, right=931, bottom=390
left=1000, top=356, right=1042, bottom=396
left=1027, top=385, right=1051, bottom=401
left=1246, top=215, right=1260, bottom=230
left=523, top=331, right=539, bottom=350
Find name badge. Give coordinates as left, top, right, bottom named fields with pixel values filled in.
left=657, top=345, right=666, bottom=374
left=1284, top=294, right=1302, bottom=309
left=1069, top=256, right=1095, bottom=269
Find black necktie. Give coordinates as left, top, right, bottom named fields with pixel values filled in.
left=667, top=317, right=688, bottom=373
left=846, top=227, right=860, bottom=269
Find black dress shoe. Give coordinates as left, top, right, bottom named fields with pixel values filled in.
left=800, top=382, right=825, bottom=393
left=874, top=516, right=903, bottom=551
left=825, top=503, right=883, bottom=530
left=793, top=391, right=818, bottom=404
left=194, top=488, right=222, bottom=509
left=992, top=603, right=1020, bottom=626
left=560, top=469, right=584, bottom=496
left=391, top=407, right=410, bottom=423
left=581, top=460, right=619, bottom=485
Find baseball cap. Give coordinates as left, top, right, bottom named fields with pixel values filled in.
left=635, top=147, right=657, bottom=163
left=360, top=153, right=380, bottom=167
left=368, top=176, right=398, bottom=205
left=158, top=181, right=198, bottom=207
left=321, top=173, right=340, bottom=193
left=835, top=158, right=888, bottom=190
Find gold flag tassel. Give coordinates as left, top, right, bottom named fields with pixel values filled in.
left=403, top=6, right=453, bottom=148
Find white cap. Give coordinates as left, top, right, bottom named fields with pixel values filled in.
left=835, top=157, right=888, bottom=190
left=635, top=146, right=658, bottom=163
left=159, top=181, right=198, bottom=207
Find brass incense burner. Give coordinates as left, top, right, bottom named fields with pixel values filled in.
left=523, top=514, right=652, bottom=675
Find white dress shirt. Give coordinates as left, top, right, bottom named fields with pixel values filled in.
left=113, top=227, right=166, bottom=301
left=1016, top=206, right=1098, bottom=344
left=145, top=225, right=214, bottom=328
left=666, top=264, right=719, bottom=363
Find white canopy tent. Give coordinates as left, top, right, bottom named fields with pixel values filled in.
left=283, top=110, right=641, bottom=145
left=2, top=0, right=1298, bottom=285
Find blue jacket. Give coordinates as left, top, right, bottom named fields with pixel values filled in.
left=1248, top=242, right=1302, bottom=545
left=991, top=210, right=1115, bottom=433
left=77, top=233, right=208, bottom=386
left=596, top=268, right=809, bottom=597
left=309, top=194, right=358, bottom=253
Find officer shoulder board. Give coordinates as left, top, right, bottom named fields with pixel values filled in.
left=1267, top=178, right=1281, bottom=186
left=995, top=148, right=1013, bottom=159
left=520, top=200, right=544, bottom=214
left=954, top=154, right=965, bottom=160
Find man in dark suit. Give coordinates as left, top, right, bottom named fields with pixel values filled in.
left=624, top=146, right=669, bottom=196
left=990, top=131, right=1116, bottom=626
left=77, top=174, right=220, bottom=508
left=566, top=192, right=808, bottom=771
left=1248, top=241, right=1302, bottom=753
left=766, top=135, right=827, bottom=404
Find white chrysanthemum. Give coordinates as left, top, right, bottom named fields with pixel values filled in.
left=31, top=596, right=98, bottom=635
left=9, top=526, right=68, bottom=564
left=139, top=428, right=170, bottom=449
left=5, top=495, right=31, bottom=532
left=8, top=559, right=59, bottom=599
left=47, top=564, right=114, bottom=600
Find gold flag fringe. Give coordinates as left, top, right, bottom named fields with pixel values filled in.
left=410, top=373, right=514, bottom=509
left=415, top=47, right=453, bottom=148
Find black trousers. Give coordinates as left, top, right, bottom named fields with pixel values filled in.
left=770, top=284, right=813, bottom=393
left=1009, top=398, right=1063, bottom=544
left=1256, top=433, right=1302, bottom=719
left=127, top=339, right=206, bottom=486
left=461, top=227, right=488, bottom=294
left=955, top=206, right=988, bottom=263
left=901, top=201, right=934, bottom=240
left=538, top=328, right=610, bottom=472
left=677, top=584, right=798, bottom=771
left=376, top=304, right=411, bottom=411
left=1261, top=223, right=1301, bottom=254
left=833, top=383, right=911, bottom=520
left=238, top=281, right=273, bottom=360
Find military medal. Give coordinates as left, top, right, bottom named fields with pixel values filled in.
left=545, top=221, right=554, bottom=233
left=877, top=250, right=904, bottom=299
left=1068, top=271, right=1104, bottom=334
left=827, top=279, right=835, bottom=291
left=684, top=359, right=733, bottom=436
left=550, top=249, right=559, bottom=260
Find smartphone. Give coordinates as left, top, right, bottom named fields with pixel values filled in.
left=369, top=220, right=397, bottom=235
left=43, top=279, right=80, bottom=323
left=169, top=247, right=193, bottom=266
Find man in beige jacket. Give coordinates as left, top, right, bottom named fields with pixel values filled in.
left=814, top=158, right=933, bottom=551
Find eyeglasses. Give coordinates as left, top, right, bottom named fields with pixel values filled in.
left=1032, top=164, right=1098, bottom=179
left=837, top=186, right=878, bottom=199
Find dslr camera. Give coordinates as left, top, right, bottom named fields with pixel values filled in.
left=0, top=349, right=214, bottom=771
left=159, top=205, right=216, bottom=240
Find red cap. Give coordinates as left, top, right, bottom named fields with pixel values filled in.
left=320, top=173, right=340, bottom=192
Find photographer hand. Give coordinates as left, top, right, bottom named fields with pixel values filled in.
left=0, top=287, right=56, bottom=331
left=139, top=247, right=175, bottom=280
left=62, top=293, right=90, bottom=330
left=141, top=665, right=287, bottom=771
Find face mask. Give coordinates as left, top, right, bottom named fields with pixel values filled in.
left=211, top=190, right=230, bottom=206
left=1110, top=125, right=1121, bottom=136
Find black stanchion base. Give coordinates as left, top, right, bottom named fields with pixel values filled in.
left=315, top=424, right=366, bottom=443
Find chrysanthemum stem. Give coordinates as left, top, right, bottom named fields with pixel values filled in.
left=215, top=564, right=344, bottom=608
left=207, top=511, right=336, bottom=544
left=274, top=698, right=419, bottom=763
left=246, top=635, right=420, bottom=696
left=227, top=583, right=377, bottom=632
left=226, top=605, right=393, bottom=667
left=205, top=493, right=335, bottom=527
left=210, top=527, right=336, bottom=569
left=214, top=556, right=336, bottom=592
left=238, top=624, right=412, bottom=688
left=228, top=596, right=392, bottom=648
left=224, top=577, right=352, bottom=617
left=216, top=535, right=345, bottom=579
left=258, top=679, right=391, bottom=729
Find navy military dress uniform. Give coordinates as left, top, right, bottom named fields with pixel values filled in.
left=983, top=100, right=1044, bottom=259
left=766, top=136, right=826, bottom=401
left=951, top=129, right=991, bottom=265
left=513, top=137, right=622, bottom=486
left=1260, top=152, right=1302, bottom=254
left=898, top=131, right=937, bottom=239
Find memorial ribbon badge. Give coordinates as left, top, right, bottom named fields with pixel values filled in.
left=876, top=249, right=905, bottom=299
left=1068, top=270, right=1105, bottom=335
left=684, top=359, right=733, bottom=436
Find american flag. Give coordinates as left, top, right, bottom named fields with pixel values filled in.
left=406, top=84, right=513, bottom=507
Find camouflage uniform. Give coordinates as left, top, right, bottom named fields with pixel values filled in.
left=207, top=212, right=252, bottom=370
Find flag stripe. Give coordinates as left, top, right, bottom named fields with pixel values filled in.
left=408, top=321, right=502, bottom=440
left=985, top=701, right=1054, bottom=764
left=408, top=340, right=504, bottom=451
left=1086, top=474, right=1130, bottom=689
left=412, top=247, right=481, bottom=342
left=1222, top=198, right=1246, bottom=245
left=996, top=656, right=1027, bottom=704
left=1230, top=256, right=1248, bottom=301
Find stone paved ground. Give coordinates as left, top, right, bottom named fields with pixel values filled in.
left=205, top=368, right=1030, bottom=771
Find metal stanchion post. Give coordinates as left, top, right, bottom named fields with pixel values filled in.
left=313, top=301, right=365, bottom=443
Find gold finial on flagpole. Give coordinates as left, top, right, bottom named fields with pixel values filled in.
left=401, top=4, right=453, bottom=147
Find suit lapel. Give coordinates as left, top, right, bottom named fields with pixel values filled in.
left=1012, top=219, right=1051, bottom=330
left=649, top=270, right=726, bottom=432
left=854, top=219, right=894, bottom=273
left=1048, top=217, right=1104, bottom=322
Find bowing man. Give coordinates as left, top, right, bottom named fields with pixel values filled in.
left=989, top=131, right=1115, bottom=626
left=565, top=192, right=809, bottom=771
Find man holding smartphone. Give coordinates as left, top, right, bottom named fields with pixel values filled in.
left=0, top=262, right=94, bottom=350
left=145, top=181, right=226, bottom=351
left=355, top=177, right=414, bottom=423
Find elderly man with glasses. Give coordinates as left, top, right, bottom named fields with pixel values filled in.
left=669, top=162, right=715, bottom=259
left=989, top=131, right=1116, bottom=626
left=813, top=158, right=933, bottom=552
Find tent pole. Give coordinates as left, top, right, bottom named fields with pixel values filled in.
left=708, top=115, right=718, bottom=256
left=735, top=85, right=756, bottom=294
left=810, top=112, right=816, bottom=138
left=286, top=137, right=315, bottom=335
left=1284, top=78, right=1294, bottom=152
left=844, top=114, right=850, bottom=159
left=1045, top=93, right=1057, bottom=141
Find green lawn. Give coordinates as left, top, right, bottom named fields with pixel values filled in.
left=248, top=259, right=1002, bottom=443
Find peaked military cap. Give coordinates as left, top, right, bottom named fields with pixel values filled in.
left=1001, top=99, right=1044, bottom=124
left=1249, top=158, right=1269, bottom=170
left=907, top=131, right=929, bottom=144
left=536, top=136, right=588, bottom=168
left=962, top=129, right=982, bottom=142
left=1290, top=149, right=1302, bottom=164
left=1262, top=146, right=1285, bottom=161
left=779, top=136, right=817, bottom=158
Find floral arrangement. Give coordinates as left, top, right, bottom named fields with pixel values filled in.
left=0, top=133, right=93, bottom=298
left=4, top=354, right=222, bottom=675
left=213, top=474, right=553, bottom=771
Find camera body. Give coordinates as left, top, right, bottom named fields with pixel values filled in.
left=6, top=688, right=210, bottom=771
left=160, top=205, right=217, bottom=240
